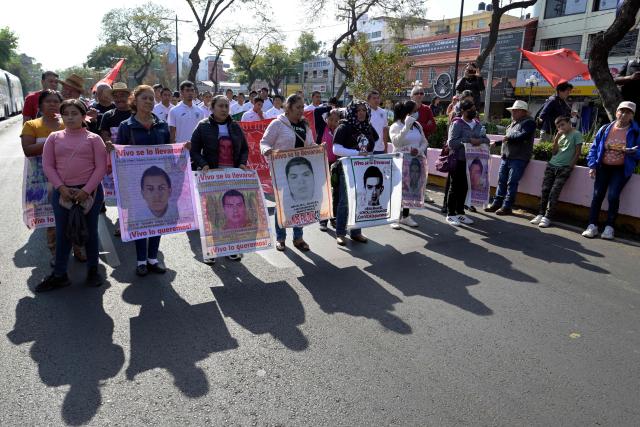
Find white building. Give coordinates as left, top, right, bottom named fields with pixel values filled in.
left=357, top=14, right=431, bottom=51
left=302, top=56, right=346, bottom=100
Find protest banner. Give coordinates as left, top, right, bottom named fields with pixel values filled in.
left=102, top=174, right=116, bottom=204
left=112, top=143, right=198, bottom=242
left=238, top=119, right=274, bottom=193
left=464, top=143, right=490, bottom=207
left=400, top=153, right=427, bottom=209
left=270, top=145, right=332, bottom=228
left=22, top=156, right=54, bottom=229
left=195, top=168, right=272, bottom=259
left=342, top=154, right=403, bottom=228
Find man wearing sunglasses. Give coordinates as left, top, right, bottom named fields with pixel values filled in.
left=410, top=87, right=436, bottom=137
left=455, top=62, right=485, bottom=108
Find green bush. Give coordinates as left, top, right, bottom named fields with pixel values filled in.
left=429, top=116, right=450, bottom=149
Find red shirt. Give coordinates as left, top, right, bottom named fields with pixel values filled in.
left=416, top=104, right=436, bottom=137
left=23, top=91, right=42, bottom=119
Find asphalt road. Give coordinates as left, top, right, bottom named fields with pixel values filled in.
left=1, top=116, right=639, bottom=426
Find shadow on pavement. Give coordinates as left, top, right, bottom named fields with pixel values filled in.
left=285, top=250, right=413, bottom=334
left=7, top=284, right=124, bottom=426
left=406, top=216, right=539, bottom=283
left=358, top=242, right=493, bottom=316
left=13, top=228, right=51, bottom=291
left=121, top=272, right=238, bottom=398
left=211, top=261, right=309, bottom=351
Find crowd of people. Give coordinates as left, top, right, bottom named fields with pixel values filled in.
left=18, top=61, right=640, bottom=293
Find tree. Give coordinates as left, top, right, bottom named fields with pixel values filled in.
left=291, top=32, right=322, bottom=63
left=87, top=44, right=141, bottom=70
left=347, top=34, right=409, bottom=101
left=207, top=27, right=241, bottom=92
left=256, top=43, right=293, bottom=95
left=0, top=27, right=18, bottom=68
left=588, top=0, right=640, bottom=120
left=475, top=0, right=538, bottom=70
left=184, top=0, right=259, bottom=83
left=310, top=0, right=423, bottom=98
left=101, top=4, right=171, bottom=84
left=231, top=29, right=278, bottom=90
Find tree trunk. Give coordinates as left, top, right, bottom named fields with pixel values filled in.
left=475, top=0, right=538, bottom=70
left=588, top=0, right=640, bottom=120
left=188, top=30, right=206, bottom=82
left=335, top=81, right=347, bottom=100
left=134, top=63, right=149, bottom=85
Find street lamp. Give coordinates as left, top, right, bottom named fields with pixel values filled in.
left=525, top=74, right=539, bottom=105
left=160, top=15, right=193, bottom=91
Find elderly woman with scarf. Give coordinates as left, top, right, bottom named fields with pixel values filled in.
left=332, top=101, right=378, bottom=246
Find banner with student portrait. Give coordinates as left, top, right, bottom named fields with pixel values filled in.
left=22, top=156, right=55, bottom=229
left=102, top=174, right=116, bottom=204
left=238, top=119, right=274, bottom=194
left=400, top=153, right=428, bottom=209
left=342, top=154, right=403, bottom=228
left=464, top=143, right=490, bottom=207
left=195, top=168, right=272, bottom=259
left=112, top=143, right=198, bottom=242
left=269, top=145, right=332, bottom=228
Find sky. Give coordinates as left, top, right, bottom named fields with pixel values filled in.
left=0, top=0, right=530, bottom=71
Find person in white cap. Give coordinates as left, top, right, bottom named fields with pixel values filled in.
left=485, top=100, right=536, bottom=216
left=582, top=101, right=640, bottom=240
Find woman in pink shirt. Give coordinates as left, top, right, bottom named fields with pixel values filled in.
left=39, top=99, right=108, bottom=292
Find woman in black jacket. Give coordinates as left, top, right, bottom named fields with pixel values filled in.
left=332, top=101, right=378, bottom=246
left=190, top=95, right=249, bottom=171
left=190, top=95, right=249, bottom=262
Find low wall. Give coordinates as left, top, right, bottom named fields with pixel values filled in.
left=426, top=148, right=640, bottom=233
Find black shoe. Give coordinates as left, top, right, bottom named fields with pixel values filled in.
left=468, top=205, right=477, bottom=213
left=495, top=207, right=513, bottom=216
left=86, top=266, right=103, bottom=287
left=147, top=262, right=166, bottom=274
left=135, top=264, right=148, bottom=276
left=330, top=218, right=336, bottom=228
left=484, top=204, right=501, bottom=213
left=36, top=274, right=71, bottom=293
left=226, top=254, right=243, bottom=262
left=204, top=258, right=216, bottom=265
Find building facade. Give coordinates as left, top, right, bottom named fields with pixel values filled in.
left=302, top=56, right=346, bottom=101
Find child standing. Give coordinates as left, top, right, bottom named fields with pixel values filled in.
left=531, top=116, right=582, bottom=228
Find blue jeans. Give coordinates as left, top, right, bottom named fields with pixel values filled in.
left=135, top=237, right=161, bottom=262
left=274, top=210, right=303, bottom=242
left=494, top=158, right=529, bottom=209
left=588, top=165, right=630, bottom=227
left=51, top=184, right=104, bottom=276
left=335, top=166, right=362, bottom=238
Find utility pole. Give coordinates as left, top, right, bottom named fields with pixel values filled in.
left=160, top=15, right=193, bottom=91
left=452, top=0, right=465, bottom=96
left=483, top=49, right=495, bottom=121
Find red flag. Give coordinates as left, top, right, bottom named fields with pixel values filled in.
left=519, top=48, right=590, bottom=88
left=91, top=58, right=126, bottom=92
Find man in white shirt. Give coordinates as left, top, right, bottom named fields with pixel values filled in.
left=367, top=90, right=389, bottom=153
left=168, top=80, right=205, bottom=143
left=241, top=97, right=265, bottom=122
left=259, top=87, right=273, bottom=111
left=304, top=91, right=322, bottom=112
left=152, top=88, right=173, bottom=122
left=230, top=93, right=252, bottom=116
left=264, top=95, right=284, bottom=118
left=225, top=88, right=237, bottom=107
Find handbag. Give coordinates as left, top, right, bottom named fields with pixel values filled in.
left=65, top=204, right=89, bottom=246
left=435, top=145, right=457, bottom=173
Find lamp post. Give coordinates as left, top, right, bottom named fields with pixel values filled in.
left=160, top=15, right=193, bottom=91
left=525, top=74, right=539, bottom=105
left=452, top=0, right=465, bottom=92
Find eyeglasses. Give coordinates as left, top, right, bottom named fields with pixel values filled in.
left=414, top=92, right=424, bottom=96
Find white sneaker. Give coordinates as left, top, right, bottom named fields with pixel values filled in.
left=538, top=217, right=551, bottom=228
left=530, top=215, right=544, bottom=224
left=582, top=224, right=599, bottom=238
left=446, top=215, right=461, bottom=226
left=601, top=225, right=615, bottom=240
left=399, top=216, right=419, bottom=227
left=457, top=215, right=474, bottom=225
left=390, top=223, right=401, bottom=230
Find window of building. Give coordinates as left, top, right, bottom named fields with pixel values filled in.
left=544, top=0, right=587, bottom=19
left=368, top=31, right=382, bottom=39
left=303, top=71, right=308, bottom=80
left=586, top=30, right=638, bottom=58
left=477, top=19, right=486, bottom=28
left=416, top=69, right=423, bottom=81
left=429, top=67, right=436, bottom=82
left=593, top=0, right=618, bottom=11
left=322, top=69, right=329, bottom=78
left=540, top=35, right=583, bottom=53
left=312, top=70, right=317, bottom=78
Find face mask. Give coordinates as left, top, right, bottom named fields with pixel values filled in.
left=465, top=110, right=477, bottom=120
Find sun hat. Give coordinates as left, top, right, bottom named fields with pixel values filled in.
left=506, top=100, right=529, bottom=111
